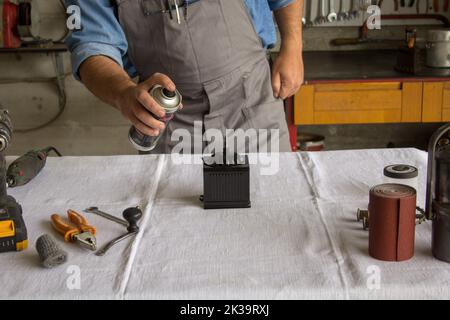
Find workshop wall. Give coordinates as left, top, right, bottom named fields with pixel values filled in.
left=1, top=0, right=135, bottom=156
left=1, top=0, right=449, bottom=156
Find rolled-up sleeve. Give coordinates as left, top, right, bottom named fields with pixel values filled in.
left=268, top=0, right=295, bottom=10
left=64, top=0, right=131, bottom=80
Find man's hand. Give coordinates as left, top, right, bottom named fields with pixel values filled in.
left=117, top=73, right=177, bottom=137
left=271, top=44, right=304, bottom=100
left=79, top=56, right=179, bottom=137
left=273, top=0, right=304, bottom=100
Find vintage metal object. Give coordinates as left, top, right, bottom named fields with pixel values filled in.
left=128, top=85, right=182, bottom=152
left=328, top=0, right=338, bottom=22
left=384, top=164, right=419, bottom=191
left=84, top=207, right=128, bottom=227
left=369, top=184, right=417, bottom=262
left=95, top=207, right=142, bottom=256
left=426, top=123, right=450, bottom=262
left=426, top=29, right=450, bottom=68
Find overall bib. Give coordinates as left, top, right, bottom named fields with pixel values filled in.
left=115, top=0, right=290, bottom=153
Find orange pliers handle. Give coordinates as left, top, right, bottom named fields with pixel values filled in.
left=51, top=210, right=96, bottom=243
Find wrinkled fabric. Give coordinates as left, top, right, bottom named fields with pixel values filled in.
left=2, top=149, right=448, bottom=300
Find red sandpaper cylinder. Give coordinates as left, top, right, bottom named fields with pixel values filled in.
left=369, top=184, right=417, bottom=262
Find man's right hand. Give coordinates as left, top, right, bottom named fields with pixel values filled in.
left=117, top=73, right=177, bottom=137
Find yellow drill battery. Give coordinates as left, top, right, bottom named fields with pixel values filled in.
left=0, top=196, right=28, bottom=253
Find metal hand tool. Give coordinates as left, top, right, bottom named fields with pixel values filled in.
left=51, top=210, right=97, bottom=251
left=434, top=0, right=439, bottom=11
left=328, top=0, right=338, bottom=22
left=349, top=0, right=359, bottom=19
left=84, top=207, right=128, bottom=227
left=302, top=0, right=306, bottom=25
left=416, top=0, right=421, bottom=13
left=394, top=0, right=400, bottom=11
left=409, top=0, right=415, bottom=7
left=166, top=0, right=173, bottom=20
left=95, top=207, right=142, bottom=256
left=173, top=0, right=181, bottom=24
left=337, top=0, right=349, bottom=20
left=303, top=0, right=313, bottom=27
left=315, top=0, right=328, bottom=24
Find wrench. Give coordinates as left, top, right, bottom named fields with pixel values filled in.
left=328, top=0, right=338, bottom=22
left=349, top=0, right=359, bottom=19
left=84, top=207, right=128, bottom=227
left=338, top=0, right=349, bottom=20
left=315, top=0, right=328, bottom=24
left=304, top=0, right=314, bottom=27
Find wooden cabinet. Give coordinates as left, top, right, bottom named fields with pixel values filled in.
left=423, top=82, right=450, bottom=122
left=294, top=80, right=446, bottom=125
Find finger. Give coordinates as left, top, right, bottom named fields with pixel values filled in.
left=135, top=90, right=166, bottom=118
left=141, top=73, right=176, bottom=92
left=271, top=71, right=281, bottom=99
left=278, top=81, right=292, bottom=100
left=128, top=113, right=160, bottom=137
left=132, top=104, right=166, bottom=131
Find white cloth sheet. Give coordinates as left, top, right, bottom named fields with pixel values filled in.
left=1, top=148, right=448, bottom=300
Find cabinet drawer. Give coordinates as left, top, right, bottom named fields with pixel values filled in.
left=443, top=83, right=450, bottom=110
left=423, top=82, right=450, bottom=122
left=295, top=82, right=422, bottom=125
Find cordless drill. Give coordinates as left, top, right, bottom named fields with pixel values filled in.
left=0, top=110, right=27, bottom=252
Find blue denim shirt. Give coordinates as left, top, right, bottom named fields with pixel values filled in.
left=65, top=0, right=293, bottom=79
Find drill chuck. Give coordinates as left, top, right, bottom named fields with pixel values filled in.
left=0, top=110, right=12, bottom=153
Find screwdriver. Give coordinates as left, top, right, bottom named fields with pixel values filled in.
left=7, top=147, right=62, bottom=188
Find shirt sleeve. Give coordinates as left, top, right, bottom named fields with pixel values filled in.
left=268, top=0, right=295, bottom=11
left=64, top=0, right=132, bottom=80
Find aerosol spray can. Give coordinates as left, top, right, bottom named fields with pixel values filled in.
left=128, top=85, right=182, bottom=152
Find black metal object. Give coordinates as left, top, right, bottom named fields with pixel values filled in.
left=202, top=151, right=251, bottom=210
left=426, top=123, right=450, bottom=262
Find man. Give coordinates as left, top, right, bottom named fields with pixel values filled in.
left=65, top=0, right=304, bottom=153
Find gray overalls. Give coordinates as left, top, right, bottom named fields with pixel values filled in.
left=116, top=0, right=290, bottom=153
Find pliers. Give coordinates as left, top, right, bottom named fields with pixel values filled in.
left=51, top=210, right=97, bottom=251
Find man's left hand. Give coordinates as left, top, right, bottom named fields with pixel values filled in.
left=271, top=45, right=304, bottom=100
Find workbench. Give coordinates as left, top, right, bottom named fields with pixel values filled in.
left=1, top=148, right=449, bottom=300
